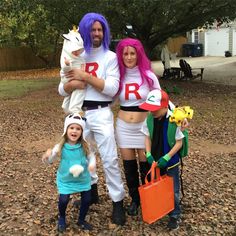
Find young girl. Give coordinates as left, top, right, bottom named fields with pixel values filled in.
left=42, top=113, right=96, bottom=232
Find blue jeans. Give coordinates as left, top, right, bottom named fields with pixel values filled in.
left=167, top=166, right=181, bottom=219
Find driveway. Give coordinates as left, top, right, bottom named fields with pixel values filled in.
left=151, top=56, right=236, bottom=86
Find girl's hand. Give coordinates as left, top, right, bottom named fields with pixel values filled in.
left=42, top=149, right=52, bottom=164
left=88, top=164, right=96, bottom=172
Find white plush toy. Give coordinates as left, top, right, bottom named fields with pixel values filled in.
left=60, top=26, right=84, bottom=65
left=60, top=26, right=85, bottom=114
left=69, top=164, right=84, bottom=177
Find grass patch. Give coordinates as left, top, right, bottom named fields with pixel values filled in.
left=0, top=78, right=58, bottom=99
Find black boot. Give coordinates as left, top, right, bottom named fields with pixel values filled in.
left=123, top=160, right=140, bottom=216
left=139, top=161, right=151, bottom=185
left=112, top=200, right=126, bottom=226
left=90, top=183, right=99, bottom=205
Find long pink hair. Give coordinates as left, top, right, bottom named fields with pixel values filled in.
left=116, top=38, right=154, bottom=93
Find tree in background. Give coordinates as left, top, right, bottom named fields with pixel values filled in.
left=105, top=0, right=236, bottom=58
left=1, top=0, right=236, bottom=67
left=0, top=0, right=94, bottom=67
left=0, top=0, right=65, bottom=67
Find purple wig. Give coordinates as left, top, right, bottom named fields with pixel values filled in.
left=116, top=38, right=154, bottom=93
left=79, top=13, right=110, bottom=53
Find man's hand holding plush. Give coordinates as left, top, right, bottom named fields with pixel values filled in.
left=146, top=152, right=155, bottom=165
left=158, top=154, right=171, bottom=169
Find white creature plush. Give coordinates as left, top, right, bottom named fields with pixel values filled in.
left=60, top=27, right=85, bottom=114
left=60, top=26, right=84, bottom=65
left=69, top=164, right=84, bottom=177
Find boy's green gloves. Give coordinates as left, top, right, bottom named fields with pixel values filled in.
left=158, top=154, right=171, bottom=168
left=146, top=152, right=155, bottom=165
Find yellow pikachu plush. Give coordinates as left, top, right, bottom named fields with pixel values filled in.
left=169, top=106, right=193, bottom=126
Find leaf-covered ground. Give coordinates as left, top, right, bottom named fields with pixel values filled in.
left=0, top=69, right=235, bottom=236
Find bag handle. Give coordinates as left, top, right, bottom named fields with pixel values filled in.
left=145, top=162, right=161, bottom=184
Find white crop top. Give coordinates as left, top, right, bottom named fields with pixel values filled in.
left=119, top=67, right=161, bottom=107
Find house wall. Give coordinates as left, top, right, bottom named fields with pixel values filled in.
left=188, top=21, right=236, bottom=56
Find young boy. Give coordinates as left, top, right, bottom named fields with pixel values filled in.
left=139, top=89, right=185, bottom=230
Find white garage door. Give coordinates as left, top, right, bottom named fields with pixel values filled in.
left=233, top=29, right=236, bottom=56
left=205, top=28, right=229, bottom=56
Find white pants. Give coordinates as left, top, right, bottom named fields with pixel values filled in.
left=62, top=89, right=85, bottom=114
left=84, top=106, right=125, bottom=202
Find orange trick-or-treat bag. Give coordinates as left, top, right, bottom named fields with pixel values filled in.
left=138, top=162, right=174, bottom=224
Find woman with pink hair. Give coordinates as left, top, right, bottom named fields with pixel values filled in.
left=115, top=38, right=161, bottom=215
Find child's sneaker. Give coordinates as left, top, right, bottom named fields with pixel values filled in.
left=58, top=217, right=66, bottom=232
left=167, top=217, right=179, bottom=230
left=78, top=219, right=93, bottom=231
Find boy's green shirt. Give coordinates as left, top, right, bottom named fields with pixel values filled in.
left=146, top=113, right=189, bottom=158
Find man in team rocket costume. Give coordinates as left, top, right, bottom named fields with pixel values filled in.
left=58, top=13, right=126, bottom=226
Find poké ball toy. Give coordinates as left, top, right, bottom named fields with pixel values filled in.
left=169, top=106, right=194, bottom=126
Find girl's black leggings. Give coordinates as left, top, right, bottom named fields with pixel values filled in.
left=58, top=190, right=91, bottom=221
